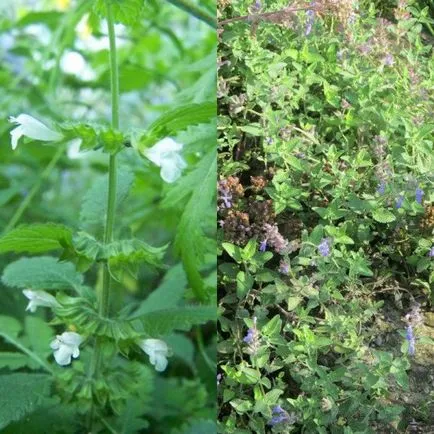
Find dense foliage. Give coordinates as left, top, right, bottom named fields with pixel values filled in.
left=0, top=1, right=216, bottom=433
left=217, top=0, right=434, bottom=433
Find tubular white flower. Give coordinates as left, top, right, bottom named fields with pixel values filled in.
left=138, top=338, right=169, bottom=372
left=50, top=332, right=83, bottom=366
left=22, top=289, right=60, bottom=313
left=144, top=137, right=187, bottom=183
left=9, top=114, right=64, bottom=150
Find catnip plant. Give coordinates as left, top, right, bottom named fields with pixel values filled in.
left=0, top=0, right=216, bottom=433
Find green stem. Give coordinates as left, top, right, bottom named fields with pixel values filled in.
left=164, top=0, right=216, bottom=28
left=196, top=329, right=214, bottom=374
left=87, top=2, right=119, bottom=429
left=3, top=145, right=65, bottom=235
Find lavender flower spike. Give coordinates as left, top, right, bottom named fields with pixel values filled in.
left=279, top=261, right=289, bottom=275
left=243, top=317, right=260, bottom=354
left=268, top=405, right=295, bottom=427
left=259, top=239, right=267, bottom=252
left=415, top=187, right=424, bottom=204
left=396, top=195, right=404, bottom=209
left=318, top=238, right=331, bottom=257
left=428, top=247, right=434, bottom=258
left=406, top=325, right=415, bottom=356
left=376, top=181, right=386, bottom=195
left=305, top=7, right=315, bottom=36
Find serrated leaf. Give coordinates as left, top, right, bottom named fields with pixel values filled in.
left=372, top=208, right=396, bottom=223
left=2, top=257, right=83, bottom=291
left=130, top=263, right=187, bottom=317
left=0, top=353, right=30, bottom=370
left=0, top=224, right=73, bottom=254
left=71, top=232, right=167, bottom=279
left=55, top=295, right=139, bottom=341
left=0, top=373, right=52, bottom=430
left=0, top=315, right=54, bottom=372
left=238, top=125, right=262, bottom=136
left=162, top=150, right=216, bottom=301
left=106, top=238, right=167, bottom=272
left=139, top=102, right=216, bottom=148
left=94, top=0, right=144, bottom=25
left=131, top=306, right=216, bottom=336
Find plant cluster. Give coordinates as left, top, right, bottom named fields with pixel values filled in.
left=217, top=0, right=434, bottom=432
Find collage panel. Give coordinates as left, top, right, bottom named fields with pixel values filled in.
left=0, top=1, right=216, bottom=433
left=217, top=1, right=433, bottom=433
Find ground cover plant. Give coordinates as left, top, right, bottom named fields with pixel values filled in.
left=217, top=0, right=434, bottom=432
left=0, top=1, right=216, bottom=433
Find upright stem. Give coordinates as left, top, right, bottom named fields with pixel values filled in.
left=100, top=0, right=119, bottom=317
left=87, top=3, right=119, bottom=430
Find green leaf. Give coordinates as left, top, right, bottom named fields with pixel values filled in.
left=131, top=306, right=216, bottom=337
left=130, top=263, right=187, bottom=317
left=2, top=257, right=83, bottom=291
left=261, top=315, right=282, bottom=337
left=242, top=239, right=257, bottom=261
left=71, top=232, right=167, bottom=278
left=372, top=208, right=396, bottom=223
left=238, top=125, right=262, bottom=136
left=80, top=166, right=134, bottom=228
left=94, top=0, right=145, bottom=25
left=287, top=296, right=303, bottom=311
left=0, top=373, right=52, bottom=430
left=176, top=420, right=217, bottom=434
left=222, top=242, right=243, bottom=263
left=0, top=315, right=54, bottom=372
left=162, top=150, right=216, bottom=301
left=236, top=271, right=254, bottom=298
left=55, top=295, right=139, bottom=341
left=106, top=238, right=168, bottom=278
left=138, top=102, right=216, bottom=148
left=0, top=224, right=73, bottom=254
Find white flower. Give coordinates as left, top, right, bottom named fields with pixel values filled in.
left=50, top=332, right=83, bottom=366
left=138, top=338, right=169, bottom=372
left=9, top=114, right=64, bottom=150
left=23, top=289, right=60, bottom=313
left=144, top=137, right=187, bottom=183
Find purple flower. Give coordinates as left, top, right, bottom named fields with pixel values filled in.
left=428, top=247, right=434, bottom=258
left=415, top=187, right=424, bottom=204
left=396, top=195, right=404, bottom=209
left=279, top=261, right=289, bottom=274
left=269, top=415, right=289, bottom=426
left=243, top=328, right=255, bottom=344
left=217, top=373, right=222, bottom=385
left=305, top=8, right=315, bottom=36
left=272, top=405, right=284, bottom=413
left=269, top=405, right=294, bottom=426
left=406, top=325, right=415, bottom=356
left=382, top=53, right=394, bottom=66
left=318, top=238, right=331, bottom=257
left=243, top=317, right=260, bottom=354
left=218, top=180, right=233, bottom=209
left=259, top=239, right=267, bottom=252
left=377, top=181, right=386, bottom=195
left=221, top=192, right=232, bottom=208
